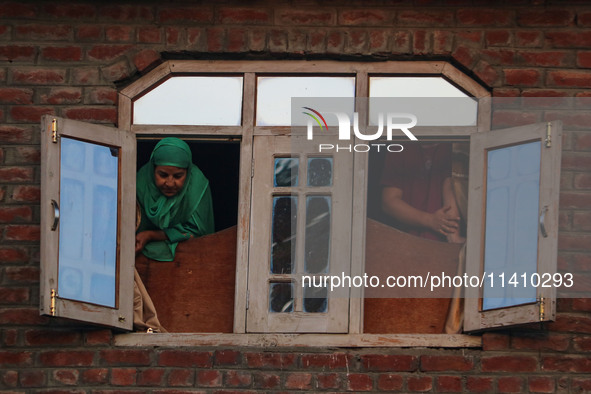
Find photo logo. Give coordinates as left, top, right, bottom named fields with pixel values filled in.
left=302, top=107, right=418, bottom=152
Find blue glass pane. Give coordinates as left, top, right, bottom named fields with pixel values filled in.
left=269, top=282, right=293, bottom=313
left=58, top=137, right=118, bottom=308
left=303, top=285, right=328, bottom=313
left=274, top=158, right=299, bottom=187
left=271, top=196, right=297, bottom=274
left=305, top=196, right=331, bottom=274
left=482, top=141, right=540, bottom=310
left=307, top=157, right=333, bottom=187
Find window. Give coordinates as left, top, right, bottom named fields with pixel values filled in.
left=39, top=60, right=561, bottom=346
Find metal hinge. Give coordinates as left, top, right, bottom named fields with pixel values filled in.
left=545, top=122, right=552, bottom=148
left=538, top=296, right=545, bottom=321
left=51, top=118, right=58, bottom=143
left=50, top=288, right=56, bottom=316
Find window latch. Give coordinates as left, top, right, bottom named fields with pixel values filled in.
left=51, top=118, right=58, bottom=143
left=538, top=296, right=545, bottom=321
left=545, top=122, right=552, bottom=148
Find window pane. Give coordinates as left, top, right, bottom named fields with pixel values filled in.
left=274, top=158, right=299, bottom=187
left=59, top=137, right=118, bottom=308
left=271, top=196, right=297, bottom=274
left=257, top=76, right=355, bottom=126
left=369, top=77, right=477, bottom=126
left=269, top=282, right=294, bottom=313
left=482, top=141, right=540, bottom=310
left=303, top=285, right=328, bottom=313
left=133, top=76, right=243, bottom=125
left=307, top=157, right=333, bottom=187
left=305, top=196, right=331, bottom=274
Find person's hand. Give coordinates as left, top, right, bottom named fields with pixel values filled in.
left=430, top=205, right=460, bottom=236
left=135, top=231, right=152, bottom=254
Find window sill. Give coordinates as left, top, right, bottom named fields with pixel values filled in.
left=114, top=333, right=481, bottom=348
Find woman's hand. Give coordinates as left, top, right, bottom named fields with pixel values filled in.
left=135, top=230, right=167, bottom=254
left=429, top=205, right=461, bottom=236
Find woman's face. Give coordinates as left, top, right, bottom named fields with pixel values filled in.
left=154, top=165, right=187, bottom=197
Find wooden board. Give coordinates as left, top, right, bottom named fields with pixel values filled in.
left=136, top=226, right=237, bottom=333
left=363, top=219, right=462, bottom=333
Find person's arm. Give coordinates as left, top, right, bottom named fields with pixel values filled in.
left=382, top=185, right=460, bottom=237
left=135, top=230, right=167, bottom=253
left=442, top=177, right=465, bottom=243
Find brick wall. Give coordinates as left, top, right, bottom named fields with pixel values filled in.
left=1, top=1, right=591, bottom=392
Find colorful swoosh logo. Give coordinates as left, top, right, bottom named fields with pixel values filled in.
left=302, top=107, right=328, bottom=131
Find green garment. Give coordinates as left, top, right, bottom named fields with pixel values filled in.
left=136, top=137, right=214, bottom=261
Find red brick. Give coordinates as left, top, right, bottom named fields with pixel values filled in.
left=11, top=106, right=55, bottom=122
left=0, top=351, right=33, bottom=366
left=252, top=372, right=280, bottom=389
left=457, top=31, right=483, bottom=44
left=560, top=192, right=591, bottom=209
left=224, top=370, right=251, bottom=388
left=25, top=329, right=81, bottom=346
left=100, top=5, right=153, bottom=21
left=369, top=30, right=388, bottom=52
left=4, top=225, right=40, bottom=241
left=40, top=87, right=82, bottom=105
left=517, top=9, right=574, bottom=26
left=346, top=373, right=373, bottom=391
left=486, top=30, right=511, bottom=46
left=87, top=45, right=133, bottom=61
left=105, top=25, right=133, bottom=42
left=391, top=31, right=411, bottom=54
left=214, top=350, right=241, bottom=366
left=0, top=287, right=29, bottom=303
left=474, top=60, right=500, bottom=86
left=0, top=2, right=36, bottom=18
left=542, top=355, right=591, bottom=373
left=398, top=10, right=453, bottom=26
left=15, top=24, right=71, bottom=41
left=327, top=31, right=344, bottom=53
left=377, top=373, right=403, bottom=391
left=481, top=356, right=538, bottom=372
left=466, top=376, right=493, bottom=392
left=420, top=355, right=473, bottom=372
left=504, top=69, right=541, bottom=86
left=138, top=27, right=161, bottom=43
left=548, top=70, right=591, bottom=88
left=111, top=368, right=136, bottom=386
left=0, top=46, right=35, bottom=62
left=413, top=30, right=430, bottom=54
left=516, top=31, right=543, bottom=48
left=53, top=369, right=79, bottom=386
left=457, top=8, right=512, bottom=26
left=169, top=369, right=194, bottom=387
left=11, top=186, right=40, bottom=202
left=574, top=212, right=591, bottom=231
left=133, top=49, right=161, bottom=72
left=547, top=31, right=591, bottom=48
left=62, top=107, right=117, bottom=124
left=277, top=9, right=335, bottom=26
left=158, top=350, right=212, bottom=367
left=511, top=332, right=570, bottom=351
left=437, top=376, right=462, bottom=393
left=0, top=247, right=28, bottom=262
left=0, top=167, right=33, bottom=183
left=40, top=351, right=94, bottom=367
left=452, top=45, right=477, bottom=68
left=340, top=9, right=391, bottom=25
left=408, top=376, right=433, bottom=392
left=41, top=46, right=83, bottom=62
left=0, top=126, right=33, bottom=143
left=19, top=370, right=45, bottom=387
left=206, top=27, right=225, bottom=52
left=1, top=369, right=18, bottom=387
left=7, top=146, right=40, bottom=164
left=42, top=3, right=95, bottom=19
left=85, top=329, right=112, bottom=346
left=519, top=51, right=570, bottom=67
left=218, top=8, right=271, bottom=24
left=166, top=27, right=180, bottom=46
left=77, top=25, right=102, bottom=41
left=317, top=373, right=340, bottom=389
left=492, top=109, right=541, bottom=128
left=12, top=68, right=66, bottom=84
left=227, top=28, right=247, bottom=52
left=529, top=377, right=555, bottom=393
left=196, top=370, right=221, bottom=387
left=158, top=6, right=213, bottom=23
left=82, top=368, right=108, bottom=384
left=245, top=352, right=296, bottom=369
left=100, top=349, right=151, bottom=365
left=301, top=353, right=351, bottom=370
left=72, top=67, right=100, bottom=85
left=574, top=335, right=591, bottom=351
left=559, top=233, right=591, bottom=252
left=101, top=58, right=132, bottom=82
left=433, top=30, right=453, bottom=55
left=137, top=368, right=165, bottom=386
left=0, top=206, right=33, bottom=222
left=572, top=378, right=591, bottom=392
left=498, top=376, right=523, bottom=393
left=362, top=354, right=418, bottom=372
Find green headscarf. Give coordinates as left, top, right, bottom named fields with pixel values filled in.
left=136, top=137, right=214, bottom=261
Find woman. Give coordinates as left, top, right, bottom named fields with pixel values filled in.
left=133, top=137, right=214, bottom=332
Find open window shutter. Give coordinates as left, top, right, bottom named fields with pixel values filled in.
left=40, top=115, right=136, bottom=330
left=464, top=121, right=562, bottom=332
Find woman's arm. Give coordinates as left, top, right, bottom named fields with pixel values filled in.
left=135, top=230, right=167, bottom=254
left=442, top=177, right=465, bottom=243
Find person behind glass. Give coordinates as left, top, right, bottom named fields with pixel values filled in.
left=133, top=137, right=214, bottom=332
left=381, top=142, right=464, bottom=244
